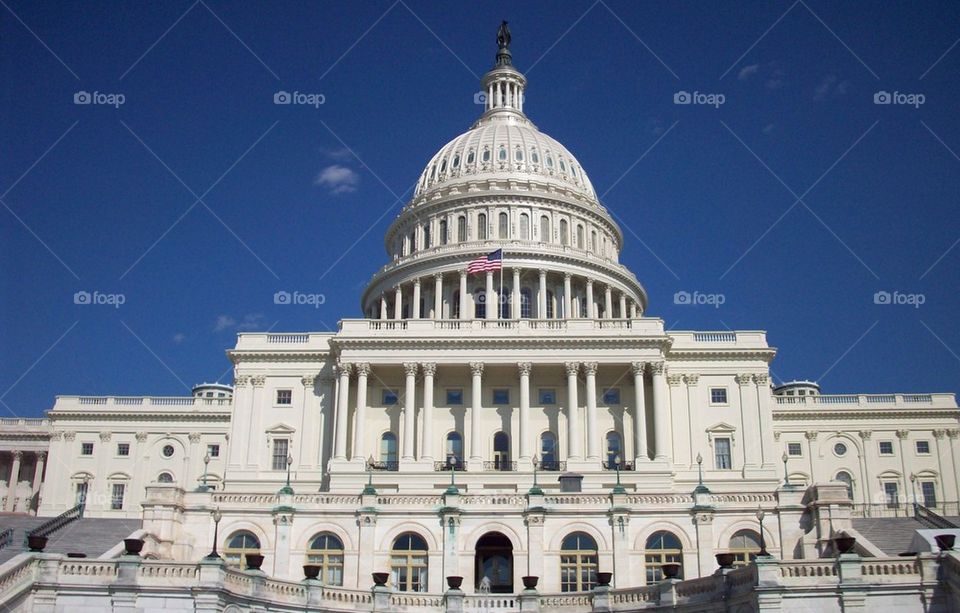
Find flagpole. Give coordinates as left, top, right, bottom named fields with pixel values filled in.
left=498, top=249, right=504, bottom=318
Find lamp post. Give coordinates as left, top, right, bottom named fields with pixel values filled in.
left=530, top=454, right=543, bottom=495
left=197, top=454, right=212, bottom=492
left=782, top=452, right=790, bottom=487
left=756, top=507, right=769, bottom=556
left=909, top=473, right=917, bottom=510
left=363, top=455, right=376, bottom=496
left=206, top=508, right=223, bottom=559
left=612, top=454, right=625, bottom=494
left=694, top=453, right=708, bottom=494
left=445, top=455, right=459, bottom=495
left=279, top=454, right=294, bottom=495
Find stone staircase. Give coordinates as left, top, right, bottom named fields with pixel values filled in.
left=853, top=515, right=960, bottom=555
left=0, top=513, right=140, bottom=564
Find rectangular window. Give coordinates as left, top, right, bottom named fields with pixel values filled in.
left=539, top=388, right=556, bottom=405
left=915, top=440, right=930, bottom=455
left=276, top=389, right=292, bottom=405
left=207, top=444, right=220, bottom=458
left=879, top=441, right=894, bottom=455
left=382, top=389, right=398, bottom=405
left=492, top=389, right=509, bottom=405
left=272, top=439, right=289, bottom=471
left=884, top=482, right=899, bottom=506
left=602, top=388, right=621, bottom=405
left=111, top=484, right=125, bottom=510
left=710, top=388, right=728, bottom=405
left=787, top=442, right=802, bottom=456
left=714, top=438, right=732, bottom=469
left=116, top=443, right=129, bottom=456
left=81, top=442, right=94, bottom=456
left=75, top=482, right=88, bottom=505
left=446, top=389, right=463, bottom=405
left=921, top=481, right=937, bottom=507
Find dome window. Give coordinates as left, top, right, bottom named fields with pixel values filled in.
left=452, top=154, right=460, bottom=168
left=498, top=146, right=507, bottom=162
left=439, top=159, right=447, bottom=173
left=482, top=148, right=491, bottom=163
left=515, top=147, right=523, bottom=161
left=531, top=150, right=539, bottom=164
left=546, top=155, right=554, bottom=168
left=477, top=213, right=487, bottom=240
left=560, top=160, right=567, bottom=173
left=467, top=150, right=475, bottom=165
left=570, top=165, right=577, bottom=178
left=429, top=164, right=437, bottom=180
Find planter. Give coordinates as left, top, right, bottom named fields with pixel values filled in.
left=935, top=534, right=956, bottom=551
left=596, top=572, right=612, bottom=587
left=715, top=553, right=736, bottom=569
left=372, top=572, right=389, bottom=587
left=27, top=535, right=47, bottom=552
left=834, top=536, right=857, bottom=554
left=245, top=553, right=264, bottom=570
left=446, top=576, right=463, bottom=589
left=303, top=565, right=321, bottom=580
left=662, top=563, right=682, bottom=579
left=123, top=538, right=144, bottom=556
left=522, top=576, right=539, bottom=590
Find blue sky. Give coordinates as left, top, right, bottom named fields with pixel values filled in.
left=2, top=0, right=959, bottom=416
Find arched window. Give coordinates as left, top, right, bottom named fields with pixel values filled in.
left=439, top=159, right=447, bottom=174
left=409, top=231, right=416, bottom=253
left=499, top=285, right=509, bottom=319
left=452, top=154, right=460, bottom=169
left=474, top=288, right=486, bottom=319
left=225, top=531, right=261, bottom=568
left=493, top=431, right=511, bottom=470
left=157, top=472, right=174, bottom=483
left=452, top=290, right=461, bottom=319
left=482, top=148, right=490, bottom=163
left=457, top=216, right=467, bottom=242
left=546, top=154, right=554, bottom=168
left=560, top=532, right=598, bottom=592
left=515, top=147, right=523, bottom=162
left=835, top=471, right=854, bottom=500
left=540, top=216, right=550, bottom=242
left=531, top=149, right=539, bottom=164
left=519, top=213, right=530, bottom=240
left=379, top=432, right=398, bottom=469
left=520, top=288, right=532, bottom=318
left=439, top=219, right=448, bottom=245
left=728, top=530, right=761, bottom=567
left=540, top=432, right=558, bottom=470
left=645, top=531, right=683, bottom=583
left=307, top=533, right=344, bottom=585
left=605, top=432, right=622, bottom=468
left=546, top=290, right=555, bottom=319
left=391, top=533, right=429, bottom=592
left=467, top=150, right=476, bottom=165
left=560, top=159, right=567, bottom=173
left=423, top=223, right=431, bottom=249
left=498, top=212, right=509, bottom=238
left=498, top=146, right=507, bottom=162
left=576, top=225, right=585, bottom=249
left=591, top=230, right=598, bottom=252
left=477, top=213, right=487, bottom=240
left=445, top=432, right=463, bottom=468
left=559, top=219, right=569, bottom=246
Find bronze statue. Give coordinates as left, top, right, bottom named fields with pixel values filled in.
left=497, top=20, right=511, bottom=50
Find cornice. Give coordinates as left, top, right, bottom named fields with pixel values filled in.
left=228, top=351, right=332, bottom=365
left=666, top=348, right=777, bottom=363
left=48, top=412, right=232, bottom=423
left=773, top=409, right=960, bottom=421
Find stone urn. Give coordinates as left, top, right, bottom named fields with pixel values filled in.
left=245, top=553, right=264, bottom=570
left=123, top=538, right=144, bottom=556
left=935, top=534, right=956, bottom=551
left=522, top=575, right=539, bottom=589
left=662, top=563, right=682, bottom=579
left=27, top=535, right=47, bottom=552
left=834, top=536, right=857, bottom=554
left=715, top=553, right=736, bottom=569
left=446, top=576, right=463, bottom=589
left=372, top=572, right=389, bottom=586
left=303, top=564, right=321, bottom=580
left=596, top=572, right=612, bottom=587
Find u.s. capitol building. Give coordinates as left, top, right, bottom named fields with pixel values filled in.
left=3, top=24, right=960, bottom=613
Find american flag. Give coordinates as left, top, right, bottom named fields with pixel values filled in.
left=467, top=249, right=503, bottom=274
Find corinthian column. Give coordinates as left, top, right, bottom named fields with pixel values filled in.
left=584, top=362, right=599, bottom=460
left=460, top=272, right=469, bottom=320
left=469, top=362, right=485, bottom=466
left=518, top=362, right=532, bottom=460
left=538, top=269, right=547, bottom=318
left=334, top=363, right=353, bottom=460
left=352, top=364, right=370, bottom=461
left=421, top=363, right=437, bottom=461
left=394, top=285, right=402, bottom=320
left=565, top=362, right=581, bottom=460
left=434, top=274, right=443, bottom=320
left=563, top=274, right=572, bottom=318
left=6, top=451, right=21, bottom=511
left=486, top=271, right=496, bottom=320
left=412, top=279, right=421, bottom=319
left=650, top=362, right=670, bottom=462
left=402, top=363, right=418, bottom=461
left=512, top=268, right=521, bottom=319
left=631, top=362, right=648, bottom=462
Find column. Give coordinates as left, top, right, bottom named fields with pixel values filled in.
left=563, top=273, right=572, bottom=319
left=402, top=363, right=418, bottom=461
left=586, top=280, right=594, bottom=319
left=538, top=269, right=547, bottom=318
left=565, top=362, right=581, bottom=460
left=412, top=279, right=421, bottom=319
left=421, top=363, right=436, bottom=461
left=650, top=362, right=670, bottom=462
left=485, top=271, right=495, bottom=319
left=334, top=363, right=352, bottom=460
left=630, top=302, right=638, bottom=318
left=393, top=285, right=402, bottom=319
left=604, top=286, right=613, bottom=319
left=469, top=362, right=484, bottom=463
left=5, top=451, right=21, bottom=511
left=512, top=268, right=521, bottom=319
left=352, top=364, right=370, bottom=461
left=518, top=362, right=532, bottom=460
left=584, top=362, right=599, bottom=460
left=631, top=362, right=648, bottom=462
left=619, top=293, right=627, bottom=319
left=737, top=374, right=762, bottom=469
left=380, top=296, right=388, bottom=319
left=434, top=274, right=443, bottom=320
left=459, top=271, right=469, bottom=320
left=31, top=451, right=46, bottom=511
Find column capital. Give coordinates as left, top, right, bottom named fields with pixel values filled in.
left=517, top=362, right=533, bottom=376
left=563, top=272, right=572, bottom=280
left=469, top=361, right=485, bottom=376
left=684, top=374, right=699, bottom=386
left=858, top=430, right=872, bottom=440
left=251, top=375, right=266, bottom=388
left=933, top=429, right=947, bottom=439
left=753, top=373, right=769, bottom=385
left=234, top=375, right=250, bottom=388
left=336, top=362, right=354, bottom=377
left=585, top=278, right=593, bottom=287
left=421, top=362, right=437, bottom=376
left=403, top=362, right=419, bottom=376
left=895, top=429, right=910, bottom=439
left=188, top=432, right=202, bottom=443
left=564, top=361, right=580, bottom=376
left=11, top=450, right=22, bottom=460
left=135, top=432, right=148, bottom=443
left=63, top=431, right=77, bottom=442
left=666, top=373, right=684, bottom=386
left=735, top=373, right=753, bottom=386
left=630, top=361, right=646, bottom=376
left=36, top=451, right=46, bottom=461
left=434, top=273, right=444, bottom=282
left=582, top=361, right=598, bottom=376
left=947, top=429, right=960, bottom=439
left=513, top=267, right=522, bottom=275
left=648, top=361, right=665, bottom=376
left=99, top=431, right=112, bottom=442
left=413, top=278, right=421, bottom=287
left=302, top=374, right=317, bottom=387
left=804, top=431, right=818, bottom=441
left=460, top=270, right=468, bottom=279
left=538, top=268, right=547, bottom=276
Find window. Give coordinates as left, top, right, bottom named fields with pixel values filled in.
left=423, top=223, right=431, bottom=248
left=391, top=533, right=428, bottom=592
left=307, top=533, right=344, bottom=585
left=492, top=389, right=509, bottom=405
left=834, top=442, right=847, bottom=456
left=162, top=444, right=175, bottom=458
left=710, top=388, right=728, bottom=405
left=728, top=530, right=761, bottom=567
left=482, top=148, right=490, bottom=163
left=477, top=213, right=487, bottom=240
left=645, top=531, right=683, bottom=583
left=879, top=441, right=894, bottom=456
left=498, top=146, right=507, bottom=162
left=380, top=432, right=398, bottom=469
left=520, top=288, right=532, bottom=318
left=382, top=389, right=398, bottom=405
left=539, top=216, right=550, bottom=242
left=117, top=443, right=130, bottom=457
left=546, top=290, right=554, bottom=318
left=576, top=225, right=584, bottom=249
left=225, top=531, right=261, bottom=568
left=787, top=443, right=802, bottom=456
left=445, top=432, right=463, bottom=468
left=540, top=432, right=559, bottom=470
left=272, top=439, right=289, bottom=471
left=560, top=532, right=598, bottom=592
left=531, top=149, right=539, bottom=164
left=591, top=230, right=598, bottom=252
left=467, top=150, right=475, bottom=165
left=457, top=216, right=466, bottom=242
left=446, top=389, right=463, bottom=405
left=916, top=440, right=931, bottom=455
left=546, top=154, right=554, bottom=168
left=559, top=219, right=569, bottom=245
left=439, top=219, right=448, bottom=245
left=81, top=443, right=94, bottom=456
left=921, top=481, right=937, bottom=507
left=493, top=432, right=511, bottom=470
left=207, top=444, right=220, bottom=458
left=884, top=482, right=900, bottom=507
left=157, top=472, right=174, bottom=483
left=602, top=388, right=620, bottom=404
left=519, top=213, right=530, bottom=239
left=515, top=147, right=523, bottom=161
left=498, top=212, right=509, bottom=238
left=605, top=432, right=622, bottom=468
left=835, top=471, right=854, bottom=500
left=452, top=290, right=461, bottom=319
left=111, top=483, right=125, bottom=510
left=276, top=389, right=292, bottom=405
left=714, top=438, right=732, bottom=469
left=474, top=289, right=486, bottom=319
left=499, top=287, right=509, bottom=319
left=75, top=481, right=88, bottom=505
left=452, top=154, right=460, bottom=169
left=539, top=388, right=556, bottom=405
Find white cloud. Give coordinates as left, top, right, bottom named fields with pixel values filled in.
left=214, top=315, right=236, bottom=331
left=762, top=123, right=776, bottom=135
left=314, top=164, right=360, bottom=194
left=214, top=313, right=265, bottom=332
left=172, top=332, right=187, bottom=344
left=813, top=75, right=850, bottom=101
left=738, top=64, right=760, bottom=81
left=236, top=313, right=265, bottom=331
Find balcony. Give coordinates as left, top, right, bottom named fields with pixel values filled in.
left=482, top=460, right=517, bottom=472
left=433, top=460, right=464, bottom=472
left=535, top=460, right=566, bottom=472
left=601, top=461, right=634, bottom=471
left=367, top=460, right=399, bottom=472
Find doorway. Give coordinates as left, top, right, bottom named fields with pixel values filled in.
left=475, top=532, right=513, bottom=593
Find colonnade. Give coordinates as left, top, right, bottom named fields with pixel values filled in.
left=1, top=450, right=46, bottom=513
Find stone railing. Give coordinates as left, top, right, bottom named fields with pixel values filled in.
left=53, top=396, right=232, bottom=410
left=340, top=318, right=665, bottom=337
left=774, top=393, right=956, bottom=408
left=851, top=501, right=960, bottom=519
